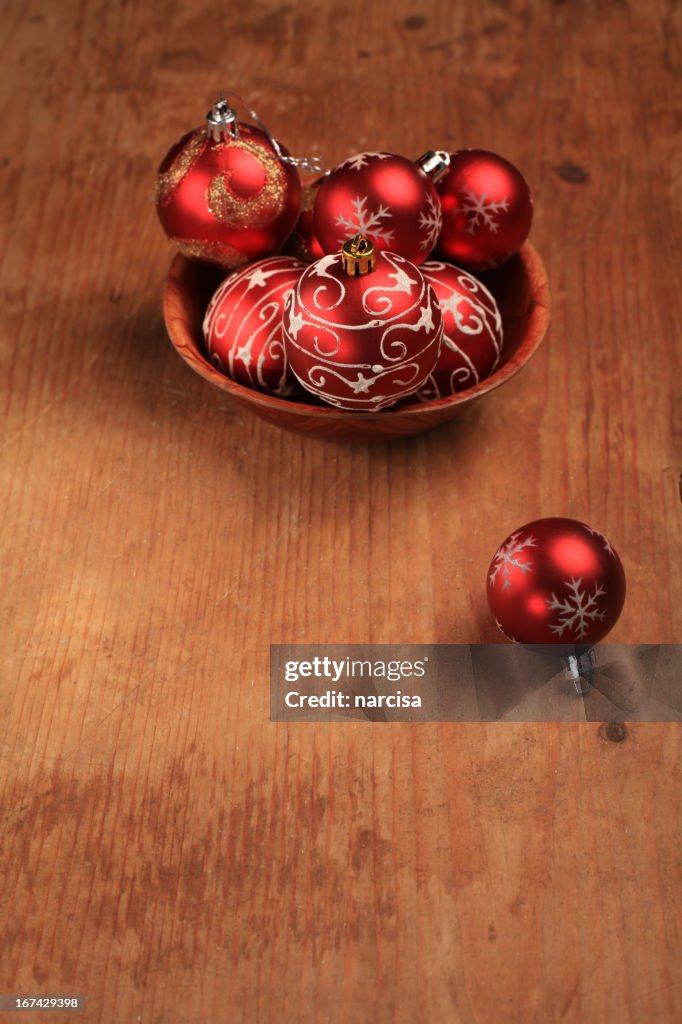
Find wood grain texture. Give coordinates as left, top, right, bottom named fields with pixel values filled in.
left=0, top=1, right=680, bottom=1022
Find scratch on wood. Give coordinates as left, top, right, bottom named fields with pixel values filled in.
left=560, top=976, right=580, bottom=1017
left=554, top=162, right=590, bottom=184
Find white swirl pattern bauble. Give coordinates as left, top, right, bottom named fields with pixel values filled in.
left=410, top=260, right=504, bottom=400
left=282, top=250, right=443, bottom=411
left=202, top=256, right=306, bottom=396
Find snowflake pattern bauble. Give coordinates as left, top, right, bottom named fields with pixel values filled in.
left=408, top=260, right=503, bottom=400
left=156, top=118, right=301, bottom=268
left=282, top=249, right=443, bottom=411
left=436, top=149, right=533, bottom=271
left=487, top=517, right=626, bottom=645
left=203, top=256, right=307, bottom=396
left=313, top=152, right=442, bottom=266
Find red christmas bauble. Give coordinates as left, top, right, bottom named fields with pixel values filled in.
left=156, top=101, right=301, bottom=268
left=487, top=517, right=626, bottom=645
left=284, top=178, right=325, bottom=263
left=287, top=209, right=325, bottom=263
left=283, top=238, right=443, bottom=410
left=203, top=256, right=306, bottom=396
left=409, top=260, right=503, bottom=399
left=436, top=149, right=533, bottom=270
left=313, top=152, right=443, bottom=266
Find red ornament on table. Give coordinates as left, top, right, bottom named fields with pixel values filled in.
left=203, top=256, right=306, bottom=397
left=156, top=99, right=301, bottom=268
left=436, top=149, right=533, bottom=270
left=409, top=260, right=503, bottom=400
left=283, top=234, right=443, bottom=410
left=487, top=517, right=626, bottom=645
left=313, top=150, right=449, bottom=266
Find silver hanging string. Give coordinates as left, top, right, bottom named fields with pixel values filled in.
left=219, top=90, right=323, bottom=173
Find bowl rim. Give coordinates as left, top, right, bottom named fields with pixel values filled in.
left=163, top=241, right=550, bottom=422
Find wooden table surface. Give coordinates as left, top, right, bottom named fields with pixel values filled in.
left=1, top=1, right=681, bottom=1021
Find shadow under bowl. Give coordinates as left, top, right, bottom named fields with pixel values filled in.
left=163, top=242, right=550, bottom=444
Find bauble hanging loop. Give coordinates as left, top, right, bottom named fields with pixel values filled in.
left=220, top=90, right=323, bottom=174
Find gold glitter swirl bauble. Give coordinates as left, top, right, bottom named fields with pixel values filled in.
left=206, top=137, right=287, bottom=229
left=155, top=123, right=301, bottom=268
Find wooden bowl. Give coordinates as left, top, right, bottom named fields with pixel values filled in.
left=163, top=243, right=550, bottom=443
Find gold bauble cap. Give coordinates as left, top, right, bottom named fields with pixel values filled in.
left=341, top=234, right=376, bottom=276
